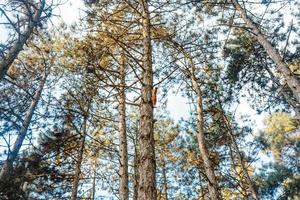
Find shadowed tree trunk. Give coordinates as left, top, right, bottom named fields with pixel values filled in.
left=137, top=0, right=157, bottom=199
left=231, top=0, right=300, bottom=104
left=118, top=53, right=129, bottom=200
left=0, top=72, right=47, bottom=181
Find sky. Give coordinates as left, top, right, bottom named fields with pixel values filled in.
left=53, top=1, right=85, bottom=24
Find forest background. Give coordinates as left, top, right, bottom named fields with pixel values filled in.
left=0, top=0, right=299, bottom=199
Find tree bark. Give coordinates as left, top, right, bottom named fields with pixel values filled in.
left=231, top=0, right=300, bottom=103
left=118, top=54, right=129, bottom=200
left=0, top=72, right=47, bottom=181
left=0, top=0, right=46, bottom=80
left=169, top=40, right=221, bottom=199
left=70, top=115, right=88, bottom=200
left=190, top=67, right=221, bottom=200
left=133, top=125, right=139, bottom=200
left=137, top=0, right=157, bottom=199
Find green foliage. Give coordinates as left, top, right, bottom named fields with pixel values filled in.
left=262, top=112, right=298, bottom=161
left=256, top=112, right=300, bottom=199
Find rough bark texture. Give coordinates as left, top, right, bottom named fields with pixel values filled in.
left=70, top=116, right=88, bottom=200
left=0, top=72, right=47, bottom=181
left=231, top=0, right=300, bottom=103
left=137, top=0, right=157, bottom=199
left=0, top=0, right=46, bottom=80
left=190, top=66, right=220, bottom=200
left=118, top=54, right=129, bottom=200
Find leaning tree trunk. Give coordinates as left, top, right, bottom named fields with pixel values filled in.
left=222, top=112, right=259, bottom=200
left=70, top=115, right=88, bottom=200
left=170, top=40, right=221, bottom=199
left=137, top=0, right=157, bottom=199
left=118, top=54, right=129, bottom=200
left=264, top=66, right=300, bottom=117
left=190, top=66, right=221, bottom=200
left=0, top=0, right=46, bottom=80
left=231, top=0, right=300, bottom=103
left=0, top=72, right=47, bottom=181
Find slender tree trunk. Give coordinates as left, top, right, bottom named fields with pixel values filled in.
left=133, top=125, right=139, bottom=200
left=0, top=72, right=47, bottom=181
left=133, top=151, right=139, bottom=200
left=137, top=0, right=157, bottom=199
left=231, top=0, right=300, bottom=103
left=70, top=115, right=88, bottom=200
left=161, top=155, right=168, bottom=200
left=190, top=67, right=220, bottom=199
left=118, top=54, right=129, bottom=200
left=222, top=114, right=259, bottom=200
left=0, top=0, right=46, bottom=80
left=169, top=39, right=221, bottom=199
left=91, top=159, right=97, bottom=200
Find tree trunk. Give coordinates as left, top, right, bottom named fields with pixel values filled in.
left=169, top=39, right=221, bottom=199
left=0, top=0, right=46, bottom=80
left=264, top=66, right=300, bottom=117
left=231, top=0, right=300, bottom=103
left=70, top=115, right=88, bottom=200
left=118, top=54, right=129, bottom=200
left=133, top=125, right=139, bottom=200
left=190, top=68, right=220, bottom=200
left=137, top=0, right=157, bottom=199
left=161, top=155, right=168, bottom=200
left=0, top=72, right=47, bottom=181
left=222, top=113, right=259, bottom=200
left=92, top=159, right=97, bottom=200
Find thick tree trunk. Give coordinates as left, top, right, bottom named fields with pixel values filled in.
left=70, top=115, right=88, bottom=200
left=0, top=72, right=47, bottom=181
left=231, top=0, right=300, bottom=103
left=137, top=0, right=157, bottom=199
left=118, top=54, right=129, bottom=200
left=190, top=69, right=220, bottom=200
left=0, top=0, right=46, bottom=80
